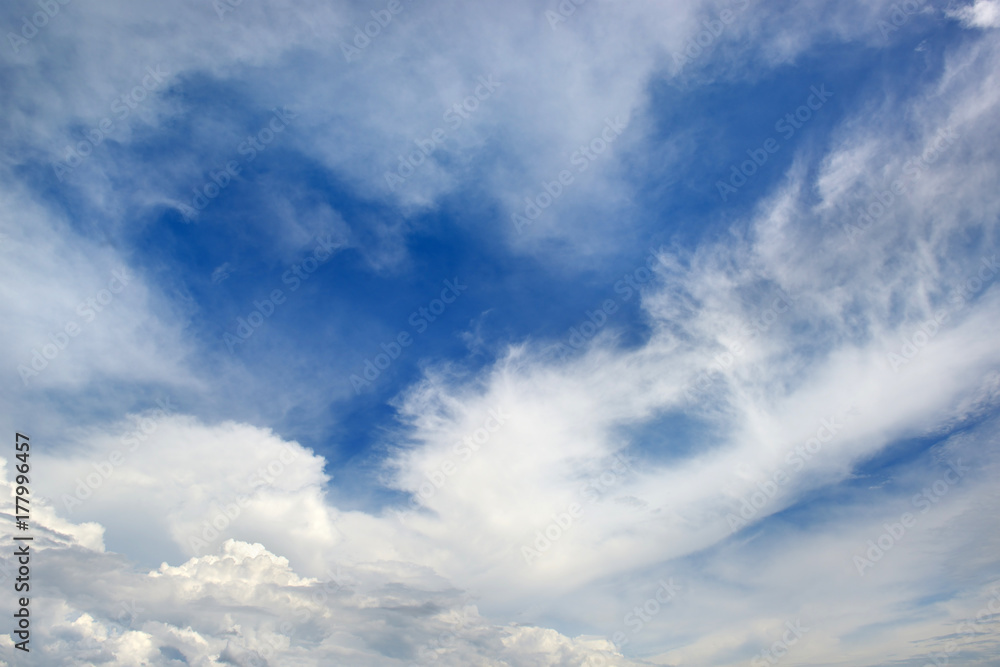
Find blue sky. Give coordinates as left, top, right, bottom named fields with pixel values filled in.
left=2, top=0, right=1000, bottom=664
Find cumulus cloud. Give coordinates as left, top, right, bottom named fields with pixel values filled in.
left=2, top=457, right=648, bottom=665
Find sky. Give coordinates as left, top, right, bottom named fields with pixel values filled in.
left=1, top=0, right=1000, bottom=664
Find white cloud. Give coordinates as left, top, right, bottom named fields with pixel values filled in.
left=2, top=0, right=921, bottom=264
left=2, top=462, right=649, bottom=665
left=949, top=0, right=1000, bottom=29
left=0, top=203, right=197, bottom=394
